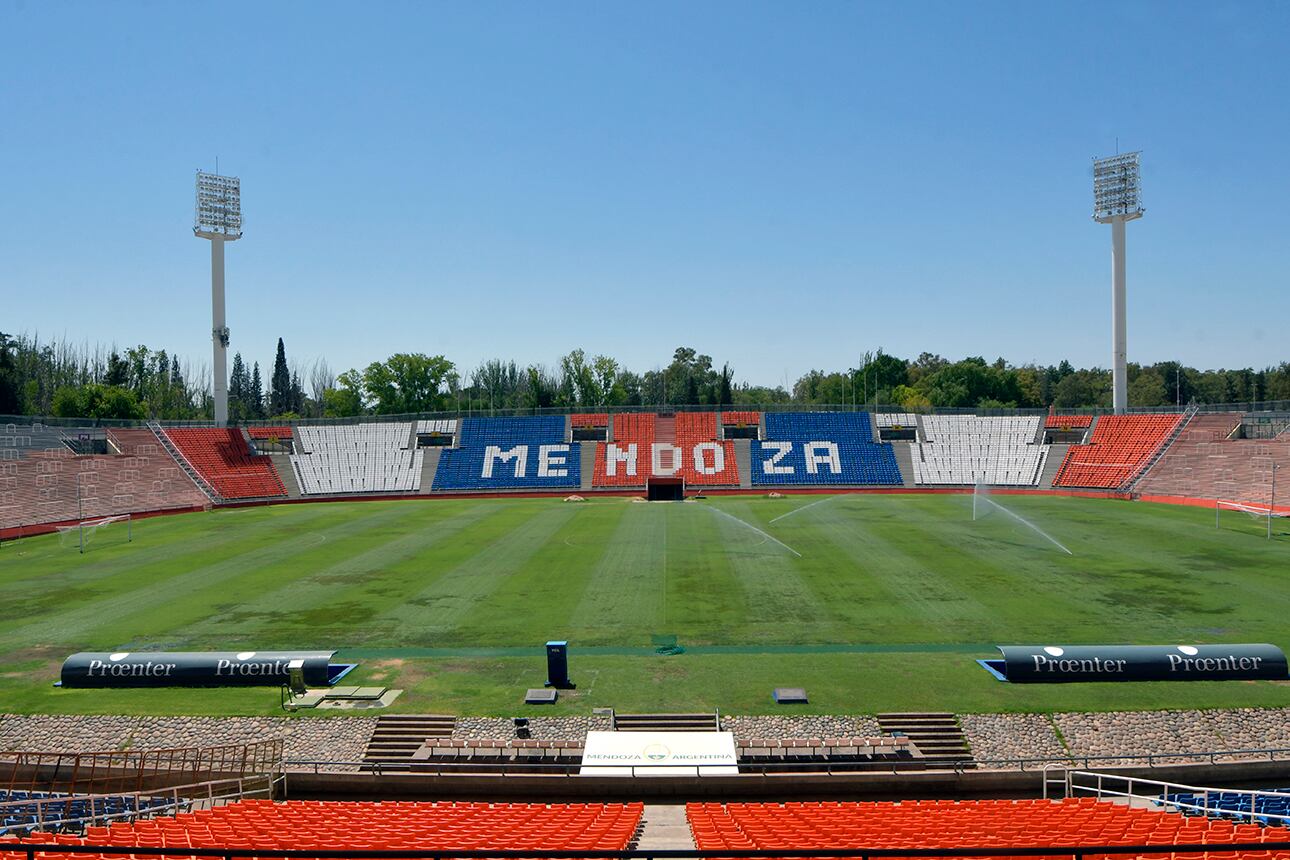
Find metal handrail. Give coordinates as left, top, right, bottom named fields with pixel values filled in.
left=1064, top=769, right=1290, bottom=824
left=283, top=744, right=1290, bottom=777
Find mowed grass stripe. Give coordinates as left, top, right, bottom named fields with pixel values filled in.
left=0, top=504, right=342, bottom=627
left=5, top=503, right=411, bottom=649
left=654, top=504, right=745, bottom=644
left=707, top=499, right=831, bottom=635
left=783, top=495, right=998, bottom=641
left=449, top=502, right=628, bottom=645
left=375, top=502, right=584, bottom=645
left=568, top=504, right=669, bottom=645
left=180, top=501, right=505, bottom=647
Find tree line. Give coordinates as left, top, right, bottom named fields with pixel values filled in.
left=2, top=331, right=1288, bottom=421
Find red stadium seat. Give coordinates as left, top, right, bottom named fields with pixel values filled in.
left=164, top=428, right=287, bottom=500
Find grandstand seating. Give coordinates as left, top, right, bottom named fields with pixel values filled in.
left=721, top=411, right=760, bottom=426
left=0, top=798, right=643, bottom=849
left=163, top=428, right=287, bottom=499
left=752, top=412, right=901, bottom=485
left=0, top=428, right=207, bottom=530
left=0, top=790, right=168, bottom=832
left=433, top=416, right=580, bottom=490
left=911, top=416, right=1047, bottom=486
left=1053, top=414, right=1183, bottom=489
left=1136, top=413, right=1290, bottom=507
left=245, top=426, right=291, bottom=440
left=292, top=423, right=422, bottom=495
left=875, top=413, right=919, bottom=428
left=1166, top=788, right=1290, bottom=823
left=592, top=413, right=739, bottom=487
left=687, top=797, right=1288, bottom=851
left=1046, top=414, right=1095, bottom=429
left=570, top=413, right=609, bottom=427
left=415, top=419, right=457, bottom=435
left=0, top=422, right=77, bottom=454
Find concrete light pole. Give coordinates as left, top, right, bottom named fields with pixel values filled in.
left=194, top=170, right=243, bottom=426
left=1092, top=152, right=1144, bottom=415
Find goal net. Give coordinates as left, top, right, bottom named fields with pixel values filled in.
left=1215, top=499, right=1288, bottom=537
left=57, top=513, right=132, bottom=553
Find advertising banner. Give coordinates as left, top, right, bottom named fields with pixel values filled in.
left=980, top=644, right=1287, bottom=683
left=579, top=731, right=738, bottom=777
left=59, top=650, right=353, bottom=688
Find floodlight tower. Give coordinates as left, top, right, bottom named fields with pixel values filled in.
left=1092, top=151, right=1144, bottom=414
left=193, top=171, right=243, bottom=427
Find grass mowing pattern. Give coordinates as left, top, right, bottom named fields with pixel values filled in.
left=0, top=494, right=1286, bottom=716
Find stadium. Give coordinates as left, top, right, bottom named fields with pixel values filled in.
left=4, top=5, right=1290, bottom=860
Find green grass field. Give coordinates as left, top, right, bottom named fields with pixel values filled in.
left=1, top=493, right=1287, bottom=717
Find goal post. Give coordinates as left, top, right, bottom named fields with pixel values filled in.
left=56, top=513, right=133, bottom=554
left=1215, top=499, right=1286, bottom=540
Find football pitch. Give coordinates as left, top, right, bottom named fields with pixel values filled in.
left=1, top=493, right=1287, bottom=716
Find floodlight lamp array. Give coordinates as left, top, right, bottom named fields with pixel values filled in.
left=1092, top=151, right=1143, bottom=222
left=194, top=171, right=242, bottom=236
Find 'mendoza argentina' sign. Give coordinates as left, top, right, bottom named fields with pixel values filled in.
left=980, top=644, right=1287, bottom=683
left=59, top=651, right=350, bottom=688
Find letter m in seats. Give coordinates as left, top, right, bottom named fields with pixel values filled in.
left=483, top=445, right=528, bottom=478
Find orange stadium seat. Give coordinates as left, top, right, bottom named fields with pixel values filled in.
left=0, top=799, right=643, bottom=855
left=245, top=425, right=293, bottom=440
left=1045, top=414, right=1095, bottom=429
left=163, top=428, right=287, bottom=500
left=688, top=797, right=1288, bottom=854
left=1052, top=414, right=1182, bottom=489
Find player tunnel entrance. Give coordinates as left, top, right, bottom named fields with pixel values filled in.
left=647, top=477, right=685, bottom=501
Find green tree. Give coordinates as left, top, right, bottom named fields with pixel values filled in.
left=323, top=369, right=364, bottom=417
left=250, top=363, right=264, bottom=418
left=361, top=353, right=454, bottom=414
left=270, top=338, right=292, bottom=415
left=1128, top=368, right=1167, bottom=407
left=104, top=351, right=129, bottom=387
left=51, top=383, right=146, bottom=420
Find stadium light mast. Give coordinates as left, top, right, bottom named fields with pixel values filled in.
left=193, top=170, right=243, bottom=427
left=1092, top=151, right=1144, bottom=414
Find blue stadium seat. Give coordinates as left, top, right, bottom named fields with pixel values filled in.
left=433, top=417, right=580, bottom=490
left=752, top=412, right=902, bottom=486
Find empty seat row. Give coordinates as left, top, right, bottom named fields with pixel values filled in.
left=1053, top=414, right=1183, bottom=488
left=752, top=413, right=901, bottom=486
left=688, top=797, right=1289, bottom=852
left=912, top=416, right=1046, bottom=486
left=163, top=428, right=286, bottom=499
left=291, top=424, right=419, bottom=495
left=434, top=417, right=580, bottom=490
left=593, top=412, right=740, bottom=487
left=1, top=798, right=643, bottom=851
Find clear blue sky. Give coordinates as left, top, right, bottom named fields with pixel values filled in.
left=2, top=1, right=1288, bottom=388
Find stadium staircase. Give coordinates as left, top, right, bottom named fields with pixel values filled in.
left=637, top=804, right=696, bottom=850
left=1038, top=443, right=1069, bottom=488
left=417, top=447, right=442, bottom=495
left=361, top=714, right=456, bottom=771
left=891, top=441, right=918, bottom=488
left=147, top=422, right=218, bottom=504
left=1126, top=404, right=1199, bottom=492
left=268, top=453, right=302, bottom=499
left=733, top=438, right=752, bottom=488
left=876, top=712, right=972, bottom=767
left=655, top=414, right=677, bottom=473
left=580, top=443, right=596, bottom=491
left=612, top=712, right=721, bottom=731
